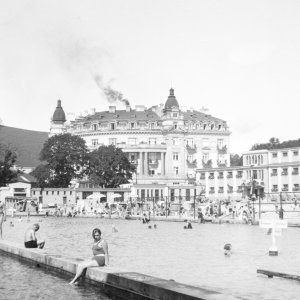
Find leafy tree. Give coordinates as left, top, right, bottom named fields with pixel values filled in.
left=251, top=137, right=300, bottom=150
left=230, top=154, right=243, bottom=166
left=38, top=133, right=89, bottom=188
left=0, top=144, right=18, bottom=186
left=87, top=145, right=136, bottom=188
left=30, top=164, right=52, bottom=188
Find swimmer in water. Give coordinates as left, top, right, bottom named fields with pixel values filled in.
left=9, top=221, right=14, bottom=227
left=153, top=224, right=157, bottom=229
left=224, top=243, right=232, bottom=256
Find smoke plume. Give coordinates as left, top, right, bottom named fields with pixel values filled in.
left=93, top=74, right=130, bottom=106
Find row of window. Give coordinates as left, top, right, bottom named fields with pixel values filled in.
left=271, top=167, right=299, bottom=176
left=272, top=184, right=299, bottom=191
left=91, top=138, right=224, bottom=147
left=245, top=155, right=264, bottom=165
left=32, top=190, right=73, bottom=196
left=75, top=121, right=225, bottom=132
left=272, top=150, right=299, bottom=158
left=201, top=171, right=243, bottom=179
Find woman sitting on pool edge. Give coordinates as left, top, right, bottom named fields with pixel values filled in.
left=69, top=228, right=109, bottom=285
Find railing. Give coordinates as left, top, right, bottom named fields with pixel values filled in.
left=227, top=174, right=233, bottom=179
left=236, top=174, right=243, bottom=178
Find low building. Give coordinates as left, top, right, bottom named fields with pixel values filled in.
left=196, top=147, right=300, bottom=201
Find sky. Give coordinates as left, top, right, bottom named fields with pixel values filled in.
left=1, top=0, right=300, bottom=154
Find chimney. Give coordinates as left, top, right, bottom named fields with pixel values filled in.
left=109, top=106, right=116, bottom=113
left=126, top=105, right=131, bottom=112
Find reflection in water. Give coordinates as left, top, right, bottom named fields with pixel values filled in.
left=2, top=217, right=300, bottom=300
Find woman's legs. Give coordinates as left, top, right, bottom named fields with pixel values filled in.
left=69, top=259, right=99, bottom=284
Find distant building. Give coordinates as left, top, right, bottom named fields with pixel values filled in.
left=50, top=88, right=231, bottom=189
left=196, top=147, right=300, bottom=201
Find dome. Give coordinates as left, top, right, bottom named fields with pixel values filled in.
left=52, top=100, right=66, bottom=123
left=164, top=88, right=179, bottom=110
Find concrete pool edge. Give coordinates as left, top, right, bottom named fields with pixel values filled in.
left=0, top=240, right=244, bottom=300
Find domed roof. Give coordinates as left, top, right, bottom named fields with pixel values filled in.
left=164, top=88, right=179, bottom=110
left=52, top=100, right=66, bottom=123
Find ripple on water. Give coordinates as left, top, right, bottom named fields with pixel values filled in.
left=2, top=216, right=300, bottom=300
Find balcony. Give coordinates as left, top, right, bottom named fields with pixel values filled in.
left=186, top=144, right=197, bottom=154
left=292, top=171, right=299, bottom=175
left=200, top=175, right=205, bottom=180
left=218, top=189, right=224, bottom=193
left=208, top=175, right=214, bottom=180
left=271, top=173, right=277, bottom=176
left=202, top=159, right=212, bottom=169
left=186, top=159, right=197, bottom=168
left=227, top=174, right=233, bottom=179
left=236, top=174, right=243, bottom=178
left=227, top=189, right=233, bottom=193
left=293, top=187, right=300, bottom=191
left=271, top=188, right=278, bottom=192
left=209, top=190, right=215, bottom=194
left=217, top=175, right=224, bottom=179
left=281, top=172, right=288, bottom=176
left=282, top=187, right=289, bottom=192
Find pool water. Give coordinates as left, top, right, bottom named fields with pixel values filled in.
left=2, top=216, right=300, bottom=300
left=0, top=254, right=119, bottom=300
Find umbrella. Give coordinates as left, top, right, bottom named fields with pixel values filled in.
left=86, top=193, right=106, bottom=200
left=111, top=193, right=123, bottom=198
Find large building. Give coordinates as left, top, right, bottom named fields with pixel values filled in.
left=196, top=147, right=300, bottom=201
left=50, top=89, right=231, bottom=190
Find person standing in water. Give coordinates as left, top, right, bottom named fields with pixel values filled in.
left=70, top=228, right=109, bottom=285
left=0, top=200, right=6, bottom=239
left=24, top=223, right=45, bottom=248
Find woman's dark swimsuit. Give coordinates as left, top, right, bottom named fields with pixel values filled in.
left=24, top=240, right=38, bottom=248
left=92, top=240, right=105, bottom=266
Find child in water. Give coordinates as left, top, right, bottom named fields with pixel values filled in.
left=224, top=243, right=232, bottom=256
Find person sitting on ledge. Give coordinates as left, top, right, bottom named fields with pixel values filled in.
left=24, top=223, right=45, bottom=249
left=69, top=228, right=109, bottom=285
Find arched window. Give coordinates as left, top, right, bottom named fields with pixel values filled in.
left=211, top=123, right=215, bottom=130
left=92, top=124, right=97, bottom=131
left=258, top=155, right=260, bottom=165
left=261, top=155, right=263, bottom=164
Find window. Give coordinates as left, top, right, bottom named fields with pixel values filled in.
left=173, top=152, right=179, bottom=160
left=173, top=113, right=178, bottom=117
left=208, top=172, right=214, bottom=179
left=174, top=122, right=178, bottom=129
left=271, top=169, right=278, bottom=176
left=92, top=124, right=97, bottom=131
left=128, top=138, right=136, bottom=145
left=217, top=139, right=224, bottom=148
left=46, top=191, right=48, bottom=195
left=293, top=151, right=299, bottom=156
left=64, top=191, right=66, bottom=195
left=187, top=138, right=194, bottom=146
left=150, top=123, right=155, bottom=129
left=292, top=168, right=299, bottom=175
left=203, top=124, right=207, bottom=130
left=272, top=153, right=277, bottom=158
left=202, top=153, right=209, bottom=162
left=52, top=191, right=54, bottom=195
left=209, top=187, right=215, bottom=193
left=202, top=138, right=209, bottom=147
left=130, top=122, right=135, bottom=129
left=282, top=184, right=288, bottom=191
left=173, top=167, right=179, bottom=175
left=173, top=138, right=179, bottom=145
left=149, top=138, right=156, bottom=145
left=282, top=168, right=288, bottom=175
left=110, top=123, right=115, bottom=130
left=92, top=139, right=98, bottom=146
left=227, top=172, right=233, bottom=178
left=109, top=138, right=117, bottom=145
left=187, top=155, right=193, bottom=162
left=57, top=191, right=60, bottom=195
left=282, top=152, right=288, bottom=157
left=70, top=191, right=72, bottom=195
left=272, top=185, right=278, bottom=192
left=218, top=172, right=223, bottom=179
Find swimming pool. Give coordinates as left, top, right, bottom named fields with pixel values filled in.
left=2, top=216, right=300, bottom=300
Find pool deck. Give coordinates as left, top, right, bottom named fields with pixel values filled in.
left=0, top=240, right=244, bottom=300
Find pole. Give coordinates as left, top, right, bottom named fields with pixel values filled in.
left=193, top=194, right=196, bottom=220
left=279, top=192, right=283, bottom=219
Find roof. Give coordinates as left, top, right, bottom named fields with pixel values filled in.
left=52, top=100, right=66, bottom=123
left=0, top=125, right=48, bottom=167
left=164, top=88, right=179, bottom=110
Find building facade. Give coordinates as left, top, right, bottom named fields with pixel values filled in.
left=50, top=88, right=231, bottom=187
left=196, top=147, right=300, bottom=201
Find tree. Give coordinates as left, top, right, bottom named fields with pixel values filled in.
left=230, top=154, right=243, bottom=166
left=0, top=144, right=18, bottom=186
left=30, top=164, right=52, bottom=188
left=38, top=133, right=89, bottom=188
left=251, top=137, right=300, bottom=150
left=87, top=145, right=136, bottom=188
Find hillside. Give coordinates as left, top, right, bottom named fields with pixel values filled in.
left=0, top=125, right=48, bottom=167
